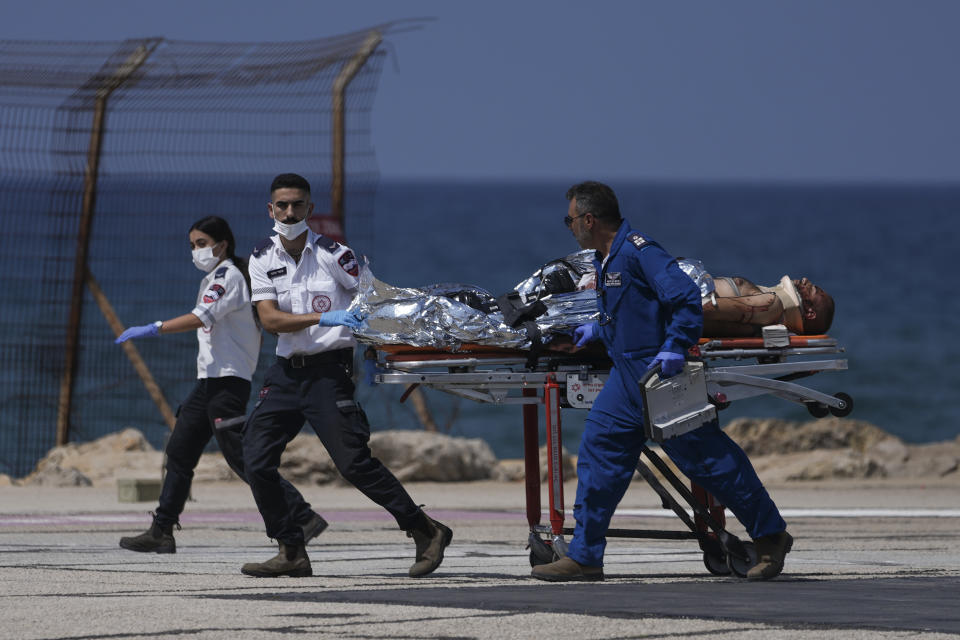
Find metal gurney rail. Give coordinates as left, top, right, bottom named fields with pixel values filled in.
left=374, top=334, right=851, bottom=577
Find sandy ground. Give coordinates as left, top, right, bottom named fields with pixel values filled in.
left=1, top=478, right=959, bottom=639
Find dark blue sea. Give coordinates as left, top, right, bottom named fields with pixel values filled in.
left=355, top=180, right=960, bottom=456
left=4, top=178, right=959, bottom=475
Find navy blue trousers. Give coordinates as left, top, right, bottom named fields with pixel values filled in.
left=243, top=356, right=421, bottom=545
left=567, top=363, right=786, bottom=567
left=155, top=376, right=314, bottom=529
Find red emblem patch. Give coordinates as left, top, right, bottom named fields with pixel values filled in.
left=338, top=250, right=359, bottom=277
left=312, top=294, right=332, bottom=313
left=203, top=283, right=226, bottom=304
left=259, top=386, right=269, bottom=400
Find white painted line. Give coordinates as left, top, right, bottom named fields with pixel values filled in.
left=614, top=508, right=960, bottom=518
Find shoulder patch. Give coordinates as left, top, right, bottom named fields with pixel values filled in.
left=628, top=233, right=648, bottom=249
left=338, top=250, right=359, bottom=277
left=214, top=266, right=228, bottom=279
left=314, top=234, right=341, bottom=254
left=203, top=283, right=226, bottom=304
left=252, top=237, right=273, bottom=258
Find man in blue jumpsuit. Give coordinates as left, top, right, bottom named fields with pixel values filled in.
left=531, top=181, right=792, bottom=582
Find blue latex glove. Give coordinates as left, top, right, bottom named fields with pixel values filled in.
left=115, top=323, right=160, bottom=344
left=573, top=322, right=598, bottom=348
left=648, top=351, right=685, bottom=378
left=317, top=309, right=365, bottom=330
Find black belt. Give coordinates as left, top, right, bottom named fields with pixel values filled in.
left=280, top=348, right=353, bottom=369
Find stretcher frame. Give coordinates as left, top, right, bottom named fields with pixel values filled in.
left=374, top=334, right=850, bottom=576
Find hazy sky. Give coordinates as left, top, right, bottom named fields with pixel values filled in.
left=3, top=1, right=959, bottom=182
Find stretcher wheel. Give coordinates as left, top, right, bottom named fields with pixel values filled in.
left=726, top=541, right=757, bottom=578
left=829, top=392, right=853, bottom=417
left=805, top=402, right=830, bottom=419
left=703, top=551, right=732, bottom=576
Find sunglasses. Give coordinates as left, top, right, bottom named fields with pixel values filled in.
left=564, top=213, right=588, bottom=227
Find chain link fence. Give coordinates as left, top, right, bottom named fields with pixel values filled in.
left=0, top=24, right=417, bottom=477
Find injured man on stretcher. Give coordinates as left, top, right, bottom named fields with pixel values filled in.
left=347, top=251, right=835, bottom=352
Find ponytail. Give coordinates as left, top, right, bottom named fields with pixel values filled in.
left=189, top=216, right=250, bottom=296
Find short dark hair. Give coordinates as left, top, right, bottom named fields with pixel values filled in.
left=565, top=181, right=622, bottom=228
left=803, top=292, right=835, bottom=334
left=270, top=173, right=311, bottom=194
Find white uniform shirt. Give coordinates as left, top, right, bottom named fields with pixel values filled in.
left=190, top=259, right=261, bottom=380
left=248, top=230, right=360, bottom=358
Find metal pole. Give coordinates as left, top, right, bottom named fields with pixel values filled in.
left=522, top=388, right=541, bottom=530
left=56, top=42, right=157, bottom=446
left=331, top=30, right=382, bottom=233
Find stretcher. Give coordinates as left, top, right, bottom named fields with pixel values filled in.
left=374, top=333, right=851, bottom=577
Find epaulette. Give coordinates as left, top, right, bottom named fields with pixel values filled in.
left=252, top=237, right=273, bottom=258
left=627, top=233, right=649, bottom=249
left=213, top=266, right=228, bottom=279
left=314, top=234, right=341, bottom=254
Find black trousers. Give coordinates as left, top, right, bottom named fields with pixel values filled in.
left=243, top=353, right=421, bottom=544
left=155, top=376, right=315, bottom=530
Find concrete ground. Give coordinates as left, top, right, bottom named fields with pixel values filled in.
left=1, top=478, right=959, bottom=639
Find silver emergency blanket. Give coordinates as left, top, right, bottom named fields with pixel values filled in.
left=677, top=258, right=716, bottom=300
left=347, top=251, right=600, bottom=351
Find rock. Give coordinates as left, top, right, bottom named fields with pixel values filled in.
left=20, top=428, right=161, bottom=487
left=20, top=465, right=93, bottom=487
left=492, top=459, right=526, bottom=482
left=277, top=430, right=498, bottom=484
left=280, top=435, right=339, bottom=485
left=899, top=442, right=960, bottom=478
left=492, top=445, right=577, bottom=482
left=368, top=430, right=497, bottom=482
left=724, top=417, right=899, bottom=456
left=193, top=453, right=242, bottom=483
left=0, top=474, right=14, bottom=487
left=748, top=449, right=885, bottom=482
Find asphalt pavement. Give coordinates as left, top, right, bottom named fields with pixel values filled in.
left=1, top=479, right=959, bottom=639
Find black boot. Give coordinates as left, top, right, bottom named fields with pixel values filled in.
left=299, top=512, right=328, bottom=545
left=119, top=518, right=176, bottom=554
left=406, top=513, right=452, bottom=578
left=241, top=542, right=312, bottom=578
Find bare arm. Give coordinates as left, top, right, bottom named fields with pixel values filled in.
left=158, top=313, right=204, bottom=334
left=255, top=299, right=323, bottom=334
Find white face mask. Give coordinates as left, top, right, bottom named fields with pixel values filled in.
left=273, top=218, right=308, bottom=240
left=192, top=245, right=220, bottom=272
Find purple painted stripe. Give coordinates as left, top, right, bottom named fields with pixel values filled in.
left=0, top=509, right=529, bottom=527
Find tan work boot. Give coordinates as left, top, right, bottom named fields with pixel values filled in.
left=406, top=515, right=453, bottom=577
left=241, top=542, right=312, bottom=578
left=531, top=556, right=604, bottom=582
left=747, top=531, right=793, bottom=580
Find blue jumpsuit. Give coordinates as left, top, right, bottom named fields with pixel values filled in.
left=566, top=221, right=786, bottom=568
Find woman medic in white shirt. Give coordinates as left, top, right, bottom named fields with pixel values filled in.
left=115, top=216, right=326, bottom=553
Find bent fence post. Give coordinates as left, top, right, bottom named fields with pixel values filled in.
left=331, top=30, right=382, bottom=229
left=56, top=41, right=160, bottom=446
left=85, top=271, right=177, bottom=430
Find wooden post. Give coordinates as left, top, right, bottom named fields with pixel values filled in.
left=86, top=271, right=177, bottom=430
left=331, top=30, right=382, bottom=229
left=56, top=42, right=158, bottom=446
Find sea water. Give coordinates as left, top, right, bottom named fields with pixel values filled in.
left=354, top=180, right=960, bottom=457
left=3, top=178, right=959, bottom=472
